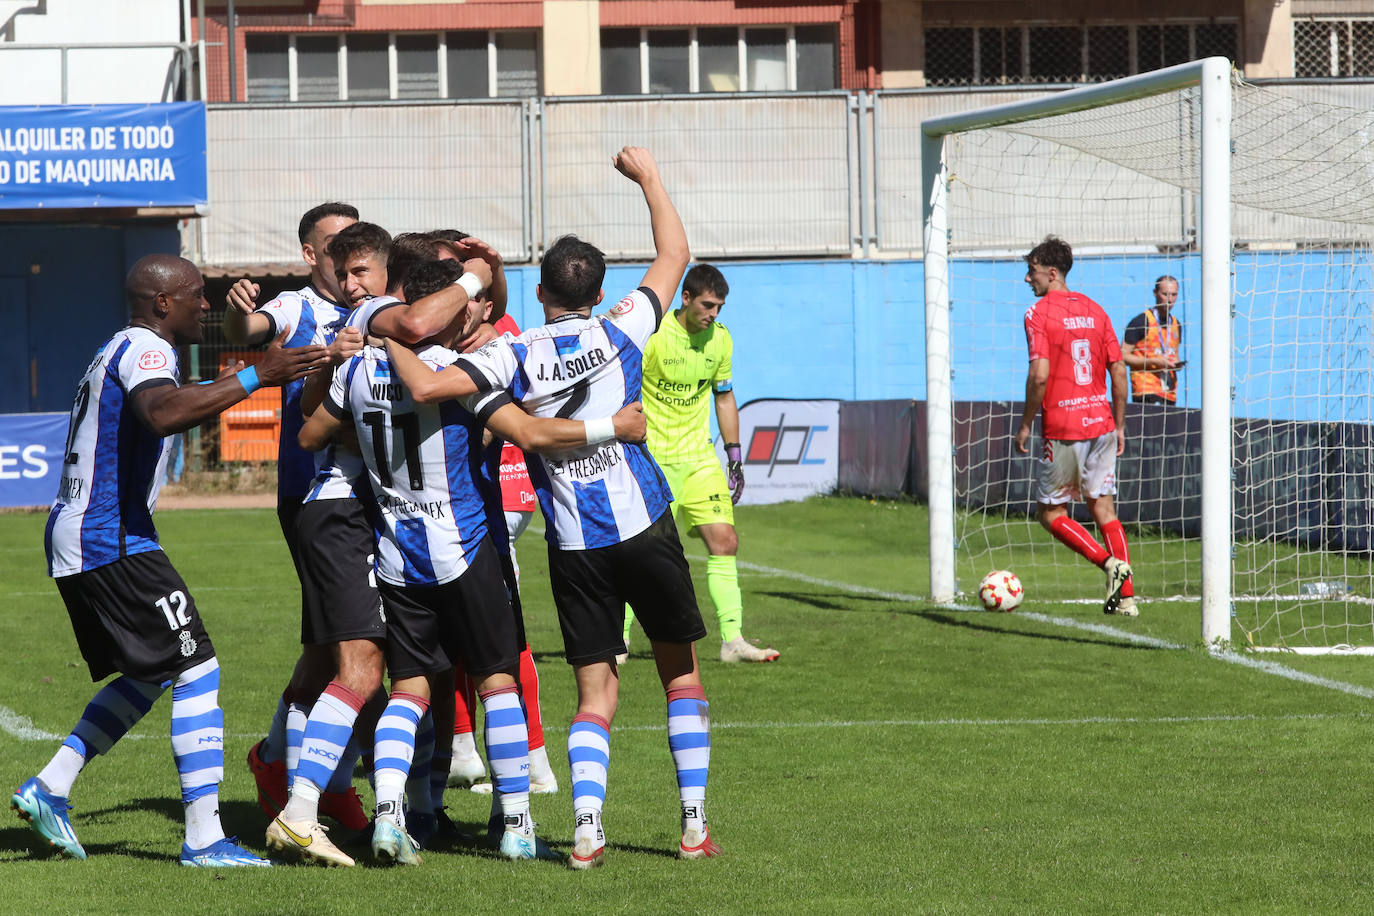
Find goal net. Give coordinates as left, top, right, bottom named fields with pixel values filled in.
left=922, top=58, right=1374, bottom=652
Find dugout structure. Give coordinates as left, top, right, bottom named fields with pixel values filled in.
left=922, top=57, right=1374, bottom=652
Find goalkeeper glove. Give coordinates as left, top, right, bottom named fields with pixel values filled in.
left=725, top=442, right=744, bottom=505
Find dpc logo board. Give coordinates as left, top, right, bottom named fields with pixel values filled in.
left=714, top=399, right=839, bottom=506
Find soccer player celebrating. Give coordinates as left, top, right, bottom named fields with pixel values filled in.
left=1015, top=236, right=1136, bottom=616
left=624, top=263, right=779, bottom=663
left=299, top=258, right=646, bottom=865
left=222, top=203, right=374, bottom=833
left=384, top=146, right=721, bottom=868
left=13, top=255, right=329, bottom=866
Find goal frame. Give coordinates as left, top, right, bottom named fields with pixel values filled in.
left=920, top=56, right=1233, bottom=646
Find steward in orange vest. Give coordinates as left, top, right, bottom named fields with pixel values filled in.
left=1122, top=276, right=1183, bottom=404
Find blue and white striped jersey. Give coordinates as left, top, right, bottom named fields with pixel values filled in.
left=44, top=327, right=179, bottom=577
left=255, top=285, right=351, bottom=505
left=462, top=287, right=672, bottom=550
left=325, top=342, right=492, bottom=587
left=301, top=295, right=402, bottom=504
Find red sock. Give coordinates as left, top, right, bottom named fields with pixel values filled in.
left=452, top=659, right=476, bottom=737
left=517, top=644, right=545, bottom=751
left=1049, top=515, right=1110, bottom=566
left=1100, top=519, right=1134, bottom=597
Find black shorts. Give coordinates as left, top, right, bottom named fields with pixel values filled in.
left=294, top=497, right=385, bottom=646
left=56, top=551, right=216, bottom=684
left=277, top=499, right=307, bottom=583
left=378, top=536, right=521, bottom=680
left=547, top=510, right=705, bottom=665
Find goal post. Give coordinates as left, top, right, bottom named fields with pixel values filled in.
left=917, top=53, right=1374, bottom=653
left=922, top=57, right=1233, bottom=644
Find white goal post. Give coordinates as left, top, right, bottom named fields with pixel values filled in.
left=921, top=57, right=1374, bottom=651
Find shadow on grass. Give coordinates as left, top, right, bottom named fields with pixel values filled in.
left=756, top=590, right=904, bottom=612
left=916, top=610, right=1161, bottom=650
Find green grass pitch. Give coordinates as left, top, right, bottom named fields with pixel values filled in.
left=3, top=496, right=1374, bottom=913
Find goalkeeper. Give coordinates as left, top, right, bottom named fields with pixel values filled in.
left=622, top=264, right=780, bottom=664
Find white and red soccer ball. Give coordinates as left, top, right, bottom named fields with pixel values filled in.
left=978, top=570, right=1024, bottom=612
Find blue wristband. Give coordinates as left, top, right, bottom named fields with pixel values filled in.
left=236, top=366, right=260, bottom=395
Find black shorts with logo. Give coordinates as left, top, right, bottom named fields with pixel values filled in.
left=378, top=535, right=521, bottom=680
left=295, top=497, right=385, bottom=646
left=547, top=509, right=705, bottom=665
left=56, top=550, right=216, bottom=684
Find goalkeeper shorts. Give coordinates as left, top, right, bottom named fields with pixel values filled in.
left=660, top=454, right=734, bottom=530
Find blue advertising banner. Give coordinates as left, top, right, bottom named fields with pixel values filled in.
left=0, top=102, right=207, bottom=209
left=0, top=412, right=64, bottom=508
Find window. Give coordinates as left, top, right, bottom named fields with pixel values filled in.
left=446, top=31, right=487, bottom=98
left=242, top=30, right=540, bottom=102
left=648, top=30, right=690, bottom=94
left=245, top=34, right=289, bottom=101
left=397, top=34, right=439, bottom=99
left=296, top=35, right=341, bottom=101
left=495, top=31, right=539, bottom=96
left=923, top=22, right=1238, bottom=87
left=1294, top=19, right=1374, bottom=78
left=600, top=28, right=641, bottom=94
left=347, top=34, right=389, bottom=101
left=599, top=25, right=837, bottom=95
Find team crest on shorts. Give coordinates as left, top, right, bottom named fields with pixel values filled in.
left=178, top=629, right=197, bottom=657
left=139, top=350, right=168, bottom=371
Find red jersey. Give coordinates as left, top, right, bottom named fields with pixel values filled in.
left=491, top=313, right=536, bottom=513
left=1023, top=289, right=1122, bottom=441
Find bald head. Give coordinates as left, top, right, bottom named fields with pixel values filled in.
left=126, top=254, right=208, bottom=345
left=126, top=254, right=199, bottom=312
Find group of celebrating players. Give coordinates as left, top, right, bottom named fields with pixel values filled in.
left=12, top=146, right=778, bottom=870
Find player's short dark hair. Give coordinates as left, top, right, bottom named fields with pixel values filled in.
left=1025, top=235, right=1073, bottom=275
left=683, top=263, right=729, bottom=300
left=388, top=233, right=439, bottom=295
left=327, top=221, right=391, bottom=272
left=298, top=202, right=358, bottom=245
left=540, top=235, right=605, bottom=311
left=402, top=258, right=464, bottom=305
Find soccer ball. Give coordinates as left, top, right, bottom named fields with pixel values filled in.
left=978, top=570, right=1024, bottom=612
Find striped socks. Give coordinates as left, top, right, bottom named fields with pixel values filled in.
left=568, top=713, right=610, bottom=846
left=482, top=685, right=531, bottom=825
left=38, top=675, right=162, bottom=798
left=171, top=658, right=226, bottom=849
left=373, top=692, right=427, bottom=826
left=284, top=681, right=364, bottom=823
left=666, top=686, right=710, bottom=835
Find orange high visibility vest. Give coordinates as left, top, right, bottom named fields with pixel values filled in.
left=1129, top=307, right=1180, bottom=401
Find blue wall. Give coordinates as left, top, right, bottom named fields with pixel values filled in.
left=500, top=250, right=1371, bottom=427
left=0, top=221, right=183, bottom=414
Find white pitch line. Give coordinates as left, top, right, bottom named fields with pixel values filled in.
left=709, top=554, right=1374, bottom=699
left=5, top=704, right=1367, bottom=743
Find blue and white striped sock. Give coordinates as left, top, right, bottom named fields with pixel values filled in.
left=568, top=713, right=610, bottom=844
left=284, top=699, right=310, bottom=790
left=327, top=738, right=362, bottom=793
left=171, top=657, right=226, bottom=849
left=285, top=681, right=364, bottom=823
left=259, top=693, right=289, bottom=763
left=38, top=676, right=162, bottom=798
left=666, top=686, right=710, bottom=835
left=481, top=686, right=530, bottom=824
left=373, top=692, right=426, bottom=825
